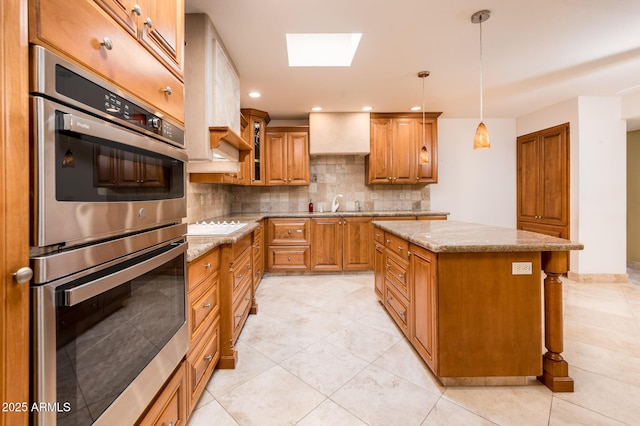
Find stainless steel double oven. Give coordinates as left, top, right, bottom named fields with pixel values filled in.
left=30, top=46, right=188, bottom=425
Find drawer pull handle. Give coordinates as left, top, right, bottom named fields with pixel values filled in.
left=162, top=86, right=172, bottom=95
left=288, top=230, right=292, bottom=234
left=237, top=274, right=243, bottom=280
left=246, top=263, right=251, bottom=269
left=101, top=37, right=113, bottom=50
left=204, top=354, right=213, bottom=362
left=287, top=256, right=291, bottom=261
left=204, top=303, right=212, bottom=309
left=375, top=233, right=381, bottom=237
left=296, top=229, right=303, bottom=233
left=398, top=273, right=404, bottom=279
left=144, top=17, right=153, bottom=28
left=399, top=312, right=406, bottom=320
left=407, top=251, right=412, bottom=256
left=386, top=296, right=392, bottom=302
left=386, top=239, right=391, bottom=244
left=386, top=264, right=391, bottom=269
left=398, top=246, right=403, bottom=251
left=132, top=4, right=142, bottom=15
left=204, top=262, right=212, bottom=268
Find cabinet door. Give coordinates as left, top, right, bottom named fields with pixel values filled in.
left=250, top=117, right=266, bottom=185
left=369, top=118, right=392, bottom=183
left=311, top=218, right=343, bottom=271
left=416, top=118, right=438, bottom=184
left=391, top=118, right=417, bottom=184
left=93, top=0, right=138, bottom=35
left=539, top=124, right=569, bottom=226
left=265, top=131, right=288, bottom=185
left=343, top=217, right=373, bottom=271
left=139, top=0, right=184, bottom=77
left=410, top=245, right=437, bottom=370
left=374, top=242, right=385, bottom=301
left=517, top=132, right=541, bottom=223
left=286, top=132, right=310, bottom=185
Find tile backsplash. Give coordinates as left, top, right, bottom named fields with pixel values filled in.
left=187, top=155, right=431, bottom=222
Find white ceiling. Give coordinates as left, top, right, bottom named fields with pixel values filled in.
left=184, top=0, right=640, bottom=129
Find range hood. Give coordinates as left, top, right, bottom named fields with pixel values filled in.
left=187, top=126, right=251, bottom=173
left=185, top=13, right=244, bottom=174
left=309, top=112, right=370, bottom=155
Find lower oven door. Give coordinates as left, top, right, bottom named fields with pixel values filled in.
left=32, top=240, right=188, bottom=426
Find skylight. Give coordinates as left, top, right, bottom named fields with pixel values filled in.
left=286, top=33, right=362, bottom=67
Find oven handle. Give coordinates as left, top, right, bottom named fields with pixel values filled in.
left=62, top=112, right=187, bottom=163
left=62, top=241, right=186, bottom=307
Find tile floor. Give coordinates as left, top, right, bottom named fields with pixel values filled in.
left=188, top=269, right=640, bottom=426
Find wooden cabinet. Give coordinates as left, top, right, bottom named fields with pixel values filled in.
left=266, top=218, right=311, bottom=271
left=373, top=225, right=543, bottom=381
left=186, top=248, right=220, bottom=413
left=307, top=217, right=374, bottom=272
left=367, top=113, right=440, bottom=185
left=30, top=0, right=185, bottom=123
left=517, top=123, right=570, bottom=240
left=311, top=218, right=343, bottom=271
left=410, top=244, right=437, bottom=371
left=252, top=220, right=265, bottom=297
left=218, top=233, right=254, bottom=369
left=265, top=127, right=310, bottom=186
left=136, top=361, right=188, bottom=426
left=94, top=0, right=184, bottom=78
left=241, top=108, right=271, bottom=186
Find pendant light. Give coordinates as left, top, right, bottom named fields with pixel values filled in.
left=472, top=9, right=491, bottom=149
left=418, top=70, right=430, bottom=164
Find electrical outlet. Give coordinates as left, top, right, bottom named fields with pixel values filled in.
left=512, top=262, right=533, bottom=275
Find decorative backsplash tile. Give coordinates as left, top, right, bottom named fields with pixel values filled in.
left=186, top=155, right=431, bottom=222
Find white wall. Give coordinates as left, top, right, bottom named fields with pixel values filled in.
left=430, top=118, right=517, bottom=227
left=516, top=96, right=627, bottom=276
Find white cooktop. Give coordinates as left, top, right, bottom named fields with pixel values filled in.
left=187, top=221, right=247, bottom=236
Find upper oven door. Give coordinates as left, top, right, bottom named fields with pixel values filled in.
left=31, top=96, right=187, bottom=249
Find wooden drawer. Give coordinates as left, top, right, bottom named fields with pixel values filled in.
left=268, top=219, right=310, bottom=245
left=384, top=232, right=409, bottom=260
left=266, top=246, right=310, bottom=271
left=188, top=272, right=219, bottom=348
left=232, top=283, right=252, bottom=342
left=385, top=251, right=409, bottom=300
left=188, top=248, right=219, bottom=292
left=29, top=0, right=185, bottom=123
left=231, top=233, right=252, bottom=259
left=230, top=248, right=252, bottom=302
left=136, top=361, right=187, bottom=426
left=187, top=318, right=220, bottom=412
left=384, top=281, right=410, bottom=337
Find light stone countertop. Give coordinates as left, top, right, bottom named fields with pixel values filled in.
left=186, top=210, right=449, bottom=261
left=373, top=220, right=584, bottom=253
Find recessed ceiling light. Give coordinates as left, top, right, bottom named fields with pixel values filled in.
left=286, top=33, right=362, bottom=67
left=362, top=106, right=373, bottom=112
left=248, top=91, right=261, bottom=98
left=311, top=106, right=322, bottom=112
left=411, top=106, right=421, bottom=111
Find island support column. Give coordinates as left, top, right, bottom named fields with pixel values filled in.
left=538, top=251, right=574, bottom=392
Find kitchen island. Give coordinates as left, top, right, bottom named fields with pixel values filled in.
left=372, top=220, right=583, bottom=392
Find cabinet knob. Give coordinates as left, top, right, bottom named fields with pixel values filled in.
left=204, top=262, right=212, bottom=268
left=12, top=267, right=33, bottom=284
left=287, top=256, right=292, bottom=261
left=204, top=354, right=213, bottom=362
left=162, top=86, right=172, bottom=95
left=132, top=4, right=142, bottom=15
left=203, top=303, right=212, bottom=309
left=386, top=239, right=391, bottom=244
left=100, top=37, right=113, bottom=50
left=287, top=230, right=291, bottom=234
left=398, top=246, right=403, bottom=251
left=144, top=17, right=153, bottom=28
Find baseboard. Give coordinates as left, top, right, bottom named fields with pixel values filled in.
left=566, top=272, right=628, bottom=283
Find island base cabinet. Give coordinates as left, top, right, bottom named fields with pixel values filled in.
left=436, top=252, right=542, bottom=378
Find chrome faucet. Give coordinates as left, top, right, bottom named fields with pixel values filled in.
left=355, top=200, right=361, bottom=212
left=331, top=194, right=343, bottom=212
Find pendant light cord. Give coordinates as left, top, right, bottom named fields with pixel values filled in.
left=479, top=19, right=484, bottom=123
left=422, top=73, right=426, bottom=146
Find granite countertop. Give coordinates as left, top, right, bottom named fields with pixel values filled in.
left=186, top=210, right=449, bottom=261
left=373, top=220, right=584, bottom=253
